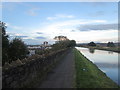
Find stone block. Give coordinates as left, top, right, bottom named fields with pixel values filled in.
left=6, top=77, right=13, bottom=84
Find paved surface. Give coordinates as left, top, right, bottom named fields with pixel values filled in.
left=38, top=49, right=75, bottom=88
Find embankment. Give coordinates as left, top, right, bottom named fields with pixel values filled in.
left=74, top=48, right=119, bottom=88
left=2, top=48, right=69, bottom=88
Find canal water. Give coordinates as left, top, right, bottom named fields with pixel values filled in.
left=76, top=47, right=119, bottom=85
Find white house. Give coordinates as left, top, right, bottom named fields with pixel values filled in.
left=28, top=50, right=35, bottom=56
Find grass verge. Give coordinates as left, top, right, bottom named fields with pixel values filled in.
left=73, top=48, right=119, bottom=88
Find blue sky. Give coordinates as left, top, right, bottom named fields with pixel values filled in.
left=2, top=2, right=118, bottom=45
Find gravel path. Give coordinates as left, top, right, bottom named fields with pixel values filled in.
left=38, top=49, right=75, bottom=88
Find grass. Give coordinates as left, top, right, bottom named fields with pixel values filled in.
left=73, top=48, right=119, bottom=88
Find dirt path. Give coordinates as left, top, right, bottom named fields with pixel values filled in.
left=38, top=49, right=75, bottom=88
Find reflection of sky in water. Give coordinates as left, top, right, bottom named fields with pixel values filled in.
left=100, top=67, right=118, bottom=85
left=76, top=47, right=118, bottom=64
left=76, top=47, right=119, bottom=85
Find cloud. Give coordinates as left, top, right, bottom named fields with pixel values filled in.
left=36, top=32, right=43, bottom=34
left=15, top=36, right=28, bottom=38
left=0, top=4, right=2, bottom=9
left=35, top=36, right=46, bottom=39
left=68, top=29, right=118, bottom=43
left=90, top=11, right=105, bottom=17
left=71, top=30, right=76, bottom=32
left=91, top=2, right=108, bottom=7
left=22, top=39, right=42, bottom=45
left=7, top=32, right=31, bottom=40
left=11, top=26, right=23, bottom=30
left=32, top=19, right=107, bottom=39
left=56, top=14, right=74, bottom=18
left=46, top=14, right=75, bottom=20
left=78, top=23, right=117, bottom=31
left=7, top=32, right=28, bottom=38
left=27, top=8, right=40, bottom=16
left=29, top=19, right=109, bottom=44
left=96, top=37, right=118, bottom=43
left=7, top=32, right=21, bottom=37
left=2, top=2, right=19, bottom=11
left=6, top=19, right=117, bottom=45
left=6, top=23, right=23, bottom=30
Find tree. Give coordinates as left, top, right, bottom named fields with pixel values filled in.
left=54, top=35, right=69, bottom=42
left=52, top=36, right=76, bottom=51
left=107, top=42, right=115, bottom=47
left=1, top=21, right=9, bottom=65
left=8, top=38, right=29, bottom=62
left=88, top=42, right=96, bottom=46
left=1, top=21, right=30, bottom=65
left=69, top=40, right=76, bottom=47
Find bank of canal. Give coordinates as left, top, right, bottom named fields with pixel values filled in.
left=76, top=47, right=119, bottom=86
left=74, top=48, right=119, bottom=88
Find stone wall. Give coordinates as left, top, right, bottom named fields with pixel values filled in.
left=2, top=49, right=69, bottom=88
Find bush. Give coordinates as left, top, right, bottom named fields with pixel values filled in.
left=51, top=40, right=76, bottom=51
left=107, top=42, right=115, bottom=47
left=8, top=38, right=29, bottom=62
left=88, top=42, right=96, bottom=46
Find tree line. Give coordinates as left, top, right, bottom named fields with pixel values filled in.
left=88, top=41, right=115, bottom=47
left=1, top=21, right=29, bottom=66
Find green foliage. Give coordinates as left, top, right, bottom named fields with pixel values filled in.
left=74, top=49, right=119, bottom=88
left=35, top=49, right=51, bottom=55
left=54, top=36, right=68, bottom=41
left=51, top=40, right=76, bottom=51
left=88, top=42, right=96, bottom=46
left=68, top=40, right=76, bottom=47
left=1, top=21, right=9, bottom=65
left=53, top=36, right=76, bottom=51
left=35, top=49, right=45, bottom=55
left=8, top=38, right=29, bottom=62
left=107, top=42, right=115, bottom=47
left=1, top=21, right=30, bottom=65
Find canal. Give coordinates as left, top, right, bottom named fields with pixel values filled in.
left=76, top=47, right=119, bottom=86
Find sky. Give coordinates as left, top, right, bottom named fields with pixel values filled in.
left=1, top=2, right=118, bottom=45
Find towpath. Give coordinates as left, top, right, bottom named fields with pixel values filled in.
left=38, top=49, right=75, bottom=88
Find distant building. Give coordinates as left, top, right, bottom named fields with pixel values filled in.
left=27, top=41, right=51, bottom=52
left=28, top=50, right=35, bottom=56
left=27, top=46, right=41, bottom=49
left=43, top=41, right=48, bottom=46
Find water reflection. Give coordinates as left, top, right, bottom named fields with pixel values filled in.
left=108, top=51, right=113, bottom=54
left=94, top=63, right=118, bottom=68
left=88, top=48, right=95, bottom=54
left=76, top=47, right=119, bottom=85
